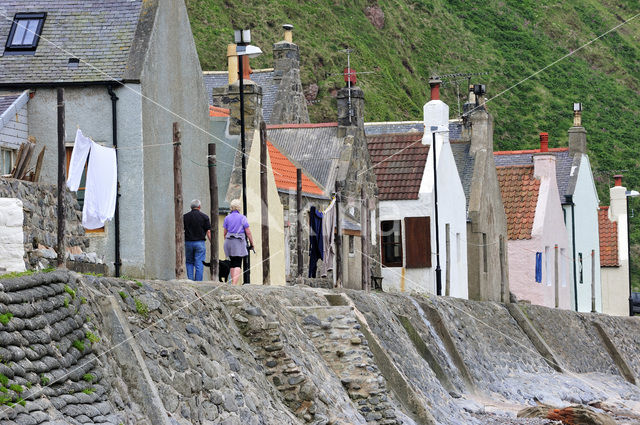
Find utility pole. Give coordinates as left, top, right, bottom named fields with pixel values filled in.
left=335, top=183, right=343, bottom=288
left=208, top=143, right=218, bottom=280
left=56, top=88, right=66, bottom=268
left=260, top=122, right=270, bottom=285
left=296, top=168, right=303, bottom=277
left=173, top=122, right=186, bottom=279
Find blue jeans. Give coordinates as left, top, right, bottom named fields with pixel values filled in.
left=185, top=240, right=206, bottom=281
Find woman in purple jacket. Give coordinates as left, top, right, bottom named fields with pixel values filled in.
left=223, top=199, right=255, bottom=285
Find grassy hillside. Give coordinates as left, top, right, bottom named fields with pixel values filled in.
left=186, top=0, right=640, bottom=289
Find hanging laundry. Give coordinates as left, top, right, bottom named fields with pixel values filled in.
left=82, top=141, right=117, bottom=229
left=66, top=129, right=118, bottom=229
left=66, top=129, right=91, bottom=191
left=308, top=206, right=323, bottom=278
left=322, top=197, right=336, bottom=272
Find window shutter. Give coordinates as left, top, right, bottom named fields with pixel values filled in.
left=404, top=216, right=431, bottom=268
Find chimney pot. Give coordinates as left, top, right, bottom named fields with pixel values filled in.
left=614, top=175, right=623, bottom=187
left=283, top=23, right=293, bottom=43
left=573, top=102, right=582, bottom=127
left=539, top=132, right=549, bottom=152
left=344, top=68, right=356, bottom=85
left=429, top=76, right=441, bottom=101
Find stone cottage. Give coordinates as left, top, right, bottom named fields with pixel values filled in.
left=496, top=135, right=572, bottom=309
left=365, top=84, right=509, bottom=303
left=494, top=107, right=602, bottom=312
left=599, top=175, right=634, bottom=316
left=367, top=79, right=468, bottom=297
left=266, top=84, right=380, bottom=289
left=208, top=98, right=286, bottom=286
left=0, top=0, right=211, bottom=280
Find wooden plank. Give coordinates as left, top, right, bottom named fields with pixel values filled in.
left=33, top=146, right=46, bottom=182
left=10, top=143, right=26, bottom=177
left=17, top=142, right=35, bottom=179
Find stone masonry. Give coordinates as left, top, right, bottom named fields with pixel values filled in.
left=0, top=178, right=104, bottom=273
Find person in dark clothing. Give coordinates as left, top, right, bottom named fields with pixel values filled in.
left=184, top=199, right=212, bottom=281
left=308, top=206, right=323, bottom=278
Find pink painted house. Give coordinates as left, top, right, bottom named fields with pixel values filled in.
left=496, top=134, right=572, bottom=309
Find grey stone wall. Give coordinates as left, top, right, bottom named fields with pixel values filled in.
left=270, top=42, right=309, bottom=125
left=2, top=272, right=640, bottom=424
left=464, top=106, right=510, bottom=303
left=0, top=271, right=123, bottom=424
left=336, top=86, right=381, bottom=281
left=0, top=178, right=103, bottom=272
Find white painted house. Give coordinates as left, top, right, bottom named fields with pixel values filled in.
left=367, top=79, right=468, bottom=297
left=600, top=175, right=633, bottom=316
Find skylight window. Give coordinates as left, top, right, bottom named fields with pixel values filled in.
left=5, top=13, right=46, bottom=55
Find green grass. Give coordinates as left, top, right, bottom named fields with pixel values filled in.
left=134, top=298, right=149, bottom=318
left=186, top=0, right=640, bottom=290
left=82, top=373, right=95, bottom=383
left=64, top=285, right=76, bottom=299
left=86, top=331, right=99, bottom=344
left=0, top=267, right=55, bottom=280
left=82, top=387, right=95, bottom=395
left=72, top=340, right=85, bottom=352
left=0, top=313, right=13, bottom=326
left=118, top=291, right=128, bottom=300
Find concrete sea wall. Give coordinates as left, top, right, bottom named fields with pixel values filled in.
left=0, top=271, right=639, bottom=424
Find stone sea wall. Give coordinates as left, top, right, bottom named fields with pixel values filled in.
left=1, top=272, right=640, bottom=424
left=0, top=178, right=104, bottom=273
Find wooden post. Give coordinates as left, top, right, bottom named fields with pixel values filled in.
left=56, top=88, right=66, bottom=268
left=361, top=186, right=369, bottom=291
left=208, top=143, right=218, bottom=281
left=554, top=244, right=559, bottom=308
left=296, top=168, right=303, bottom=277
left=260, top=122, right=270, bottom=285
left=335, top=183, right=342, bottom=288
left=591, top=249, right=596, bottom=312
left=173, top=123, right=186, bottom=279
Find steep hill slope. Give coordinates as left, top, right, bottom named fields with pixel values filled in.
left=186, top=0, right=640, bottom=287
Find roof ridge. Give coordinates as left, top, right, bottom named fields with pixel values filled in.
left=267, top=123, right=338, bottom=129
left=494, top=147, right=569, bottom=155
left=203, top=68, right=275, bottom=75
left=496, top=164, right=535, bottom=169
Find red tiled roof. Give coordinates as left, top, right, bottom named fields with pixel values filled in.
left=209, top=105, right=230, bottom=117
left=366, top=133, right=429, bottom=201
left=497, top=165, right=540, bottom=240
left=494, top=147, right=569, bottom=155
left=267, top=141, right=324, bottom=196
left=266, top=122, right=338, bottom=129
left=598, top=206, right=619, bottom=267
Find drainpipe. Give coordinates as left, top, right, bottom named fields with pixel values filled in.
left=568, top=195, right=578, bottom=311
left=107, top=85, right=121, bottom=277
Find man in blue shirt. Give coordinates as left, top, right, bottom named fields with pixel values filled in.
left=183, top=199, right=211, bottom=281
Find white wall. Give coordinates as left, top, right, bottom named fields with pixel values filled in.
left=379, top=135, right=468, bottom=298
left=0, top=91, right=29, bottom=150
left=601, top=185, right=630, bottom=316
left=567, top=155, right=602, bottom=312
left=0, top=198, right=25, bottom=273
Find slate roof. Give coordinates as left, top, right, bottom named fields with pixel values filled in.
left=0, top=94, right=20, bottom=115
left=203, top=69, right=278, bottom=124
left=267, top=141, right=324, bottom=197
left=497, top=165, right=540, bottom=240
left=450, top=141, right=475, bottom=210
left=210, top=116, right=239, bottom=212
left=494, top=148, right=574, bottom=204
left=0, top=90, right=29, bottom=135
left=267, top=123, right=341, bottom=192
left=0, top=0, right=146, bottom=84
left=364, top=121, right=463, bottom=140
left=366, top=133, right=429, bottom=201
left=598, top=206, right=619, bottom=267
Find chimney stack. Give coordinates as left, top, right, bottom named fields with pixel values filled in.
left=429, top=76, right=441, bottom=101
left=568, top=102, right=587, bottom=155
left=539, top=132, right=549, bottom=152
left=283, top=23, right=293, bottom=43
left=614, top=175, right=623, bottom=187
